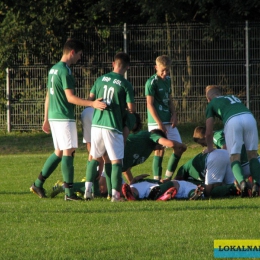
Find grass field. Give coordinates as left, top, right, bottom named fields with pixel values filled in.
left=1, top=125, right=260, bottom=260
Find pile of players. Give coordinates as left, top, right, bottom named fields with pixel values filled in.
left=29, top=38, right=260, bottom=202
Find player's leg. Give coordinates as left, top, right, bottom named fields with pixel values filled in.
left=104, top=129, right=124, bottom=202
left=164, top=126, right=184, bottom=179
left=225, top=118, right=248, bottom=196
left=205, top=150, right=230, bottom=197
left=243, top=114, right=260, bottom=197
left=30, top=121, right=64, bottom=198
left=148, top=125, right=164, bottom=180
left=85, top=127, right=105, bottom=200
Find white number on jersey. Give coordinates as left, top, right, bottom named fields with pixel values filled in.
left=224, top=95, right=241, bottom=104
left=103, top=85, right=115, bottom=105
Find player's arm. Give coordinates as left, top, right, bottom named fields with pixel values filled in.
left=205, top=117, right=214, bottom=152
left=123, top=168, right=134, bottom=183
left=127, top=102, right=136, bottom=114
left=65, top=89, right=106, bottom=110
left=42, top=92, right=50, bottom=134
left=168, top=94, right=178, bottom=128
left=146, top=95, right=166, bottom=132
left=158, top=138, right=187, bottom=154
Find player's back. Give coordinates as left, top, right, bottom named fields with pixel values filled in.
left=91, top=71, right=135, bottom=133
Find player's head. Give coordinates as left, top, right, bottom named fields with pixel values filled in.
left=113, top=52, right=130, bottom=70
left=205, top=85, right=222, bottom=102
left=63, top=38, right=84, bottom=64
left=193, top=126, right=207, bottom=147
left=150, top=129, right=167, bottom=138
left=155, top=55, right=172, bottom=80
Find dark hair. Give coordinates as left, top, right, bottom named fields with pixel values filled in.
left=131, top=113, right=142, bottom=133
left=114, top=52, right=130, bottom=68
left=150, top=129, right=167, bottom=138
left=63, top=38, right=84, bottom=54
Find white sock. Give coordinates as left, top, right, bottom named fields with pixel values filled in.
left=112, top=189, right=120, bottom=199
left=85, top=181, right=93, bottom=192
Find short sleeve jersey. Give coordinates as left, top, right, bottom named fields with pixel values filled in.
left=91, top=72, right=135, bottom=134
left=206, top=95, right=251, bottom=125
left=213, top=130, right=225, bottom=149
left=145, top=74, right=172, bottom=126
left=122, top=131, right=162, bottom=171
left=47, top=62, right=76, bottom=121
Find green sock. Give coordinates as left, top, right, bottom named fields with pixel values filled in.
left=105, top=163, right=112, bottom=196
left=153, top=156, right=163, bottom=180
left=111, top=164, right=122, bottom=191
left=35, top=153, right=61, bottom=188
left=86, top=160, right=99, bottom=182
left=231, top=161, right=244, bottom=184
left=62, top=156, right=74, bottom=197
left=249, top=158, right=260, bottom=184
left=210, top=184, right=234, bottom=198
left=165, top=154, right=180, bottom=178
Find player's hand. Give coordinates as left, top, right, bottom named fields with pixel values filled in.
left=170, top=114, right=178, bottom=128
left=92, top=98, right=107, bottom=110
left=42, top=120, right=50, bottom=134
left=158, top=122, right=167, bottom=133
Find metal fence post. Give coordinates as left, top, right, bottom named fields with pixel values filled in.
left=245, top=20, right=250, bottom=109
left=6, top=67, right=11, bottom=132
left=123, top=23, right=128, bottom=79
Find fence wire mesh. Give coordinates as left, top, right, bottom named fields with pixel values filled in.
left=1, top=22, right=260, bottom=131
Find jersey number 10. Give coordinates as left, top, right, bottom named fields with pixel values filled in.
left=103, top=85, right=115, bottom=105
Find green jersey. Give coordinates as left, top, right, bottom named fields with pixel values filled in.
left=91, top=72, right=135, bottom=134
left=122, top=131, right=162, bottom=171
left=213, top=130, right=226, bottom=149
left=47, top=62, right=76, bottom=121
left=145, top=74, right=172, bottom=126
left=176, top=153, right=208, bottom=183
left=206, top=95, right=251, bottom=124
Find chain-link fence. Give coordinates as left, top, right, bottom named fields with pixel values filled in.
left=1, top=22, right=260, bottom=131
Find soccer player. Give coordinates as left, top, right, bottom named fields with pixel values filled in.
left=30, top=38, right=106, bottom=201
left=84, top=52, right=135, bottom=202
left=175, top=126, right=238, bottom=197
left=102, top=128, right=187, bottom=197
left=122, top=178, right=204, bottom=201
left=205, top=85, right=260, bottom=197
left=145, top=55, right=185, bottom=181
left=50, top=129, right=187, bottom=199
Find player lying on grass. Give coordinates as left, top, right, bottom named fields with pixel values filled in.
left=175, top=126, right=240, bottom=198
left=50, top=174, right=205, bottom=201
left=100, top=128, right=187, bottom=199
left=121, top=175, right=205, bottom=201
left=50, top=129, right=187, bottom=199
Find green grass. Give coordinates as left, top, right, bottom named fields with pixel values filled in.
left=1, top=125, right=260, bottom=260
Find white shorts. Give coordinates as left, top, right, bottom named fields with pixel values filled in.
left=224, top=113, right=258, bottom=154
left=205, top=149, right=235, bottom=185
left=81, top=107, right=94, bottom=143
left=174, top=180, right=197, bottom=199
left=241, top=156, right=260, bottom=178
left=50, top=121, right=78, bottom=150
left=90, top=127, right=124, bottom=160
left=130, top=181, right=159, bottom=199
left=148, top=124, right=182, bottom=143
